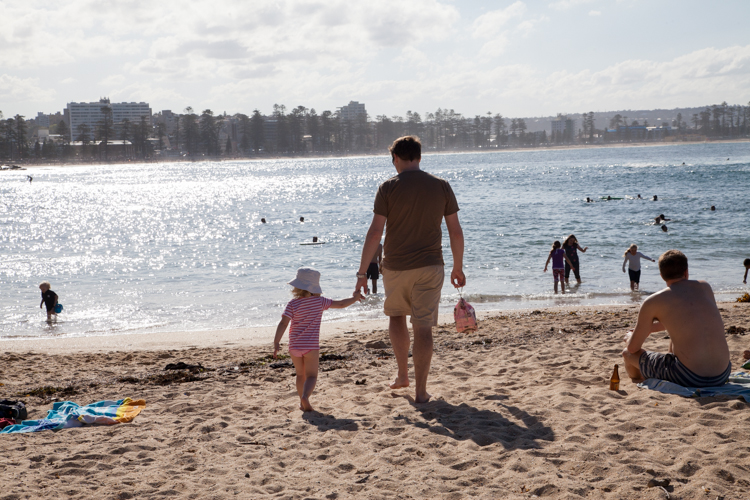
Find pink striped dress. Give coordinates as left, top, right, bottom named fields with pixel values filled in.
left=282, top=296, right=333, bottom=350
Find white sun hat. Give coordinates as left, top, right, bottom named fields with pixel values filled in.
left=288, top=267, right=322, bottom=294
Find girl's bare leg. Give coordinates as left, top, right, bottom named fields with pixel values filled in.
left=300, top=350, right=319, bottom=412
left=290, top=355, right=306, bottom=402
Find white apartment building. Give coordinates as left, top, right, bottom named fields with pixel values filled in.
left=338, top=101, right=366, bottom=122
left=65, top=99, right=152, bottom=141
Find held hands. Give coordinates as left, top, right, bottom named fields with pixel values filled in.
left=352, top=291, right=364, bottom=302
left=355, top=276, right=369, bottom=295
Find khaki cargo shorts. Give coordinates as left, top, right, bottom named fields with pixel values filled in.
left=382, top=265, right=444, bottom=327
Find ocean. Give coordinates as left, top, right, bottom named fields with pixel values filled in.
left=1, top=142, right=749, bottom=341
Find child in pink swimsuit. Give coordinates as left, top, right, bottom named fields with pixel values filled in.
left=543, top=240, right=576, bottom=294
left=273, top=268, right=362, bottom=412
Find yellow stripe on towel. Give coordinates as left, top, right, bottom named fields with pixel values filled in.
left=115, top=398, right=146, bottom=423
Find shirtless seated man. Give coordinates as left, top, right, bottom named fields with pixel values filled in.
left=622, top=249, right=731, bottom=387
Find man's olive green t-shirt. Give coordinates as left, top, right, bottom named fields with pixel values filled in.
left=373, top=169, right=459, bottom=271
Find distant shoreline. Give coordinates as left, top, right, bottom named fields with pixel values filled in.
left=6, top=137, right=749, bottom=170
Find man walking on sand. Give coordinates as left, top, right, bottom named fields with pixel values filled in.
left=355, top=136, right=466, bottom=404
left=622, top=249, right=731, bottom=387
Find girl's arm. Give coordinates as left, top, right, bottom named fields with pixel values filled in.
left=330, top=292, right=363, bottom=309
left=273, top=316, right=291, bottom=359
left=577, top=243, right=588, bottom=252
left=639, top=252, right=654, bottom=262
left=622, top=256, right=628, bottom=273
left=543, top=252, right=552, bottom=271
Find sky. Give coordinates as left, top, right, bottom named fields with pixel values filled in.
left=1, top=0, right=749, bottom=120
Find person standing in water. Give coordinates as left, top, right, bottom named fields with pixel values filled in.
left=544, top=240, right=576, bottom=294
left=622, top=244, right=655, bottom=291
left=562, top=234, right=587, bottom=285
left=367, top=242, right=383, bottom=293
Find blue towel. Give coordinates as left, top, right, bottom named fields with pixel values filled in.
left=0, top=398, right=145, bottom=434
left=637, top=371, right=750, bottom=402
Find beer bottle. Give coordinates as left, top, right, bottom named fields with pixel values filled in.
left=609, top=364, right=620, bottom=391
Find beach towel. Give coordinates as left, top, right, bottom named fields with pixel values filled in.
left=0, top=398, right=145, bottom=434
left=637, top=372, right=750, bottom=402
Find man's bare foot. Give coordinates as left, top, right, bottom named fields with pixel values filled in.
left=415, top=392, right=432, bottom=404
left=389, top=376, right=409, bottom=389
left=629, top=376, right=645, bottom=384
left=743, top=350, right=750, bottom=360
left=300, top=398, right=314, bottom=412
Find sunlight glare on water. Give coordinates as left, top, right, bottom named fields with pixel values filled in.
left=1, top=143, right=749, bottom=340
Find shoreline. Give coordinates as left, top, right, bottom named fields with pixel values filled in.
left=0, top=302, right=712, bottom=354
left=3, top=296, right=746, bottom=354
left=7, top=137, right=750, bottom=170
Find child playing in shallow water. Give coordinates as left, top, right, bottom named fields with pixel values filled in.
left=622, top=244, right=655, bottom=291
left=544, top=240, right=575, bottom=294
left=39, top=281, right=58, bottom=323
left=273, top=268, right=362, bottom=412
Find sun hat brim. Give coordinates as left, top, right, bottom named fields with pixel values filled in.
left=288, top=278, right=322, bottom=294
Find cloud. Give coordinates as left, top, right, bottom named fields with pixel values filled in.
left=549, top=0, right=598, bottom=10
left=465, top=44, right=750, bottom=114
left=0, top=75, right=56, bottom=109
left=589, top=10, right=601, bottom=16
left=0, top=0, right=458, bottom=74
left=472, top=2, right=527, bottom=39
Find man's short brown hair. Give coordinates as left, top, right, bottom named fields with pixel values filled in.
left=389, top=136, right=421, bottom=162
left=659, top=250, right=688, bottom=280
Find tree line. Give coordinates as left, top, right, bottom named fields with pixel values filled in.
left=2, top=100, right=749, bottom=162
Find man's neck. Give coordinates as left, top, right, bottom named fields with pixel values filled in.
left=393, top=157, right=421, bottom=174
left=665, top=276, right=689, bottom=287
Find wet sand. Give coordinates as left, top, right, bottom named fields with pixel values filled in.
left=2, top=303, right=750, bottom=499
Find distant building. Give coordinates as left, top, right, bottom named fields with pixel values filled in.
left=338, top=101, right=366, bottom=122
left=69, top=140, right=134, bottom=158
left=154, top=110, right=180, bottom=143
left=263, top=117, right=278, bottom=151
left=605, top=125, right=671, bottom=142
left=35, top=112, right=50, bottom=128
left=551, top=114, right=575, bottom=143
left=65, top=98, right=152, bottom=141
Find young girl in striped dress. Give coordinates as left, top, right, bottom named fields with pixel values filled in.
left=273, top=268, right=362, bottom=412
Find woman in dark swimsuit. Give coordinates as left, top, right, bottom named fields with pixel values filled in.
left=563, top=234, right=588, bottom=284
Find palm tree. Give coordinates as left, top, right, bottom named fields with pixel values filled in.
left=14, top=115, right=27, bottom=159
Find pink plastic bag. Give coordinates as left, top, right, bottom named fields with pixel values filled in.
left=454, top=295, right=477, bottom=333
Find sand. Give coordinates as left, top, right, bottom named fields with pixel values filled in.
left=2, top=303, right=750, bottom=499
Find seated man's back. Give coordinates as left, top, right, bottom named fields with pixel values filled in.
left=648, top=279, right=729, bottom=377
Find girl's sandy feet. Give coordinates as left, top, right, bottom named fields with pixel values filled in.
left=743, top=350, right=750, bottom=360
left=415, top=392, right=432, bottom=404
left=389, top=377, right=409, bottom=389
left=300, top=398, right=314, bottom=412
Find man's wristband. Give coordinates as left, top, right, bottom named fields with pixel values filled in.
left=356, top=273, right=367, bottom=279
